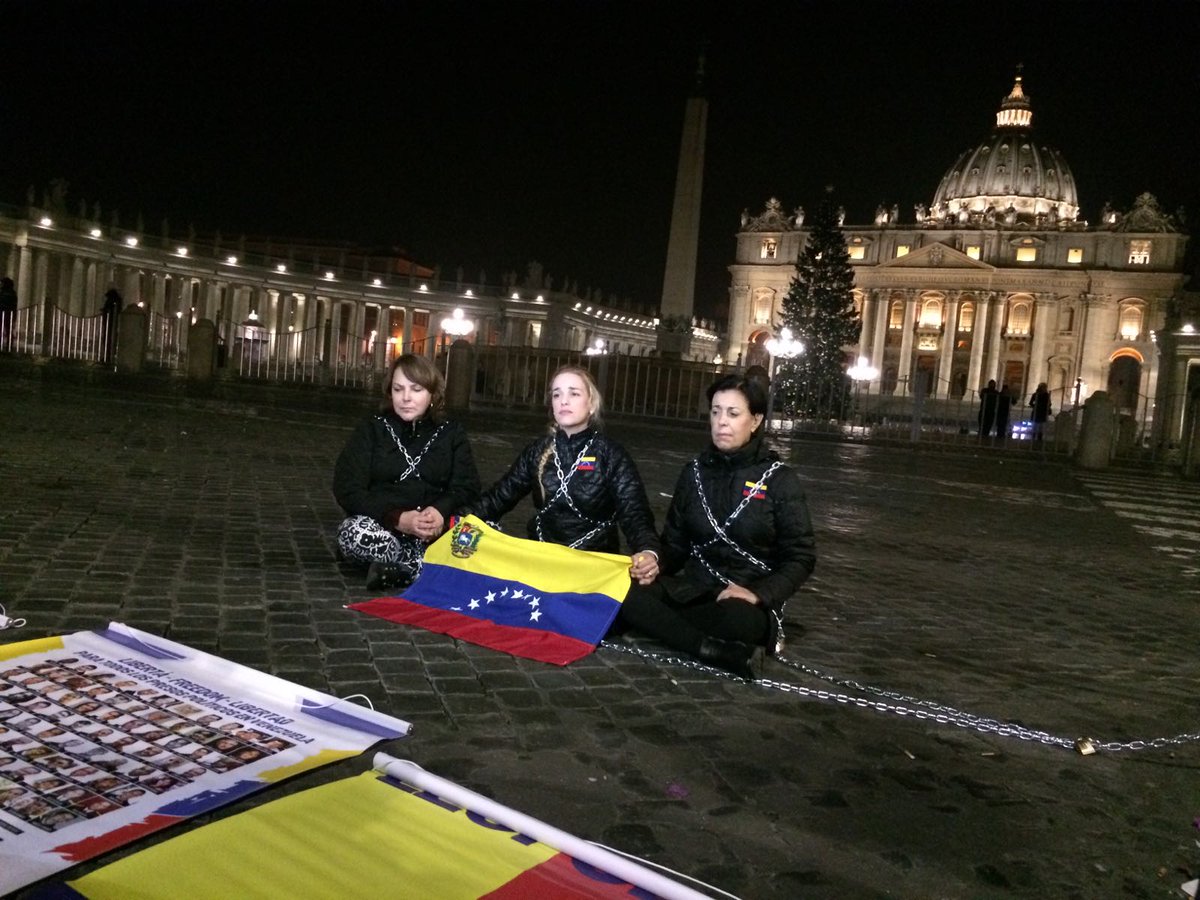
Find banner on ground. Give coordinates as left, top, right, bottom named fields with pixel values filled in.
left=0, top=623, right=411, bottom=895
left=54, top=752, right=708, bottom=900
left=350, top=516, right=631, bottom=665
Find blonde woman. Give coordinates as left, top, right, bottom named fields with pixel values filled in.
left=475, top=365, right=659, bottom=584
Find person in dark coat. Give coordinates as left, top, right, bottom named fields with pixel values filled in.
left=333, top=353, right=481, bottom=589
left=977, top=379, right=999, bottom=439
left=100, top=287, right=122, bottom=363
left=614, top=373, right=817, bottom=677
left=1029, top=382, right=1052, bottom=445
left=995, top=383, right=1014, bottom=444
left=0, top=277, right=16, bottom=350
left=473, top=365, right=660, bottom=584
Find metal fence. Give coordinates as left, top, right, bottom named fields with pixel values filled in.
left=7, top=300, right=1195, bottom=468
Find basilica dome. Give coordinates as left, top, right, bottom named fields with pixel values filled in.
left=930, top=76, right=1080, bottom=227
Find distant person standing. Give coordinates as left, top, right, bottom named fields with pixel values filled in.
left=101, top=288, right=123, bottom=363
left=1030, top=383, right=1052, bottom=446
left=977, top=379, right=999, bottom=440
left=995, top=384, right=1014, bottom=444
left=0, top=277, right=16, bottom=350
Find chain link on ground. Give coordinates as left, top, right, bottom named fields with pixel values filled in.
left=600, top=639, right=1200, bottom=754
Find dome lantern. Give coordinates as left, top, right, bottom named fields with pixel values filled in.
left=996, top=75, right=1032, bottom=129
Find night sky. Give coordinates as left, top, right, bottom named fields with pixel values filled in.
left=4, top=1, right=1197, bottom=319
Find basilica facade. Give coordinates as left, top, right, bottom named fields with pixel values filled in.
left=727, top=76, right=1189, bottom=439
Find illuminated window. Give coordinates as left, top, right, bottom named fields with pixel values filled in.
left=958, top=302, right=975, bottom=333
left=888, top=301, right=904, bottom=329
left=752, top=289, right=773, bottom=325
left=848, top=244, right=865, bottom=260
left=1128, top=240, right=1151, bottom=265
left=965, top=245, right=981, bottom=260
left=919, top=299, right=942, bottom=328
left=895, top=245, right=910, bottom=258
left=1015, top=246, right=1038, bottom=262
left=760, top=239, right=777, bottom=260
left=1067, top=247, right=1083, bottom=264
left=1007, top=302, right=1032, bottom=335
left=1119, top=306, right=1143, bottom=339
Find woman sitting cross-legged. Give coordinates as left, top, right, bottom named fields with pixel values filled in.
left=472, top=365, right=660, bottom=584
left=333, top=353, right=481, bottom=589
left=614, top=373, right=816, bottom=678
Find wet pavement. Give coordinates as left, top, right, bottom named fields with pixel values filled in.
left=2, top=372, right=1199, bottom=899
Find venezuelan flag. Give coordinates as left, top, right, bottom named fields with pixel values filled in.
left=349, top=516, right=631, bottom=665
left=742, top=480, right=767, bottom=499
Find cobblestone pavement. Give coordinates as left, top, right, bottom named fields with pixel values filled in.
left=3, top=377, right=1200, bottom=899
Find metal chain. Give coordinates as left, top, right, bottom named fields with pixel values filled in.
left=535, top=438, right=613, bottom=549
left=600, top=640, right=1200, bottom=754
left=379, top=419, right=445, bottom=481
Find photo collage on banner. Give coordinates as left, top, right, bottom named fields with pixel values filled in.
left=0, top=624, right=413, bottom=896
left=0, top=656, right=298, bottom=834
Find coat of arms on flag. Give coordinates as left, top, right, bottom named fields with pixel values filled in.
left=349, top=516, right=632, bottom=665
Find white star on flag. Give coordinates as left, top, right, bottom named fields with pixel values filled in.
left=512, top=589, right=525, bottom=599
left=485, top=590, right=496, bottom=603
left=468, top=599, right=480, bottom=610
left=528, top=597, right=540, bottom=608
left=529, top=609, right=542, bottom=622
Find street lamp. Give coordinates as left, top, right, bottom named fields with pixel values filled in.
left=440, top=307, right=474, bottom=379
left=764, top=327, right=804, bottom=430
left=585, top=338, right=605, bottom=356
left=846, top=355, right=880, bottom=435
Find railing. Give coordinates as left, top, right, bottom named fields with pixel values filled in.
left=468, top=346, right=723, bottom=421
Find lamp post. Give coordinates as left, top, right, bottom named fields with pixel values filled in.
left=440, top=307, right=474, bottom=380
left=764, top=327, right=804, bottom=431
left=846, top=355, right=880, bottom=435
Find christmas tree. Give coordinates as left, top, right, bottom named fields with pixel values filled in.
left=775, top=194, right=861, bottom=418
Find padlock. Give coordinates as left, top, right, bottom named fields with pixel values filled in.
left=1074, top=737, right=1098, bottom=756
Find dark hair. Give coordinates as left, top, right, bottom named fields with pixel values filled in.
left=380, top=353, right=446, bottom=418
left=706, top=374, right=768, bottom=417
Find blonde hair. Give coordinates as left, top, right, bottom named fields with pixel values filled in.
left=535, top=366, right=603, bottom=500
left=546, top=365, right=603, bottom=430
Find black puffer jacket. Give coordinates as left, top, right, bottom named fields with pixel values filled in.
left=333, top=413, right=481, bottom=529
left=475, top=427, right=659, bottom=555
left=660, top=431, right=816, bottom=612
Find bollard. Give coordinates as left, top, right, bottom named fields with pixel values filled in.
left=116, top=306, right=147, bottom=374
left=1075, top=390, right=1115, bottom=469
left=187, top=319, right=217, bottom=381
left=445, top=338, right=473, bottom=411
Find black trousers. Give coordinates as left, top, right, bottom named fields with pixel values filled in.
left=616, top=575, right=770, bottom=655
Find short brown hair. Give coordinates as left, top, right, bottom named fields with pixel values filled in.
left=380, top=353, right=446, bottom=419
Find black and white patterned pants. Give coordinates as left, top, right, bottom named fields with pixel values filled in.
left=336, top=515, right=426, bottom=573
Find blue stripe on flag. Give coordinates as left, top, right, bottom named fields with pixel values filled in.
left=403, top=563, right=621, bottom=645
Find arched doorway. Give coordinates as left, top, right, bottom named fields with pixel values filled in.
left=745, top=330, right=770, bottom=370
left=1107, top=350, right=1143, bottom=414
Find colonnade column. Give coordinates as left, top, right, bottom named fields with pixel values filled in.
left=967, top=296, right=990, bottom=393
left=870, top=292, right=888, bottom=394
left=1027, top=294, right=1051, bottom=390
left=896, top=291, right=917, bottom=396
left=985, top=293, right=1006, bottom=385
left=937, top=294, right=959, bottom=398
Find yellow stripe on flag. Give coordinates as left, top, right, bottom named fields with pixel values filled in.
left=69, top=770, right=559, bottom=900
left=429, top=516, right=630, bottom=601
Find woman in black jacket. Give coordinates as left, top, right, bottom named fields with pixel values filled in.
left=475, top=365, right=660, bottom=584
left=615, top=373, right=817, bottom=677
left=333, top=353, right=481, bottom=588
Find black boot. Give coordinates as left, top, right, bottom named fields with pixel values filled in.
left=696, top=636, right=756, bottom=679
left=365, top=560, right=417, bottom=591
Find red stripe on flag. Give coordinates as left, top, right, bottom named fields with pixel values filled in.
left=349, top=597, right=598, bottom=665
left=481, top=851, right=647, bottom=899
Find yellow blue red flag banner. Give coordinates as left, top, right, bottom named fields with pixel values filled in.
left=349, top=516, right=632, bottom=665
left=0, top=623, right=411, bottom=895
left=50, top=753, right=709, bottom=899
